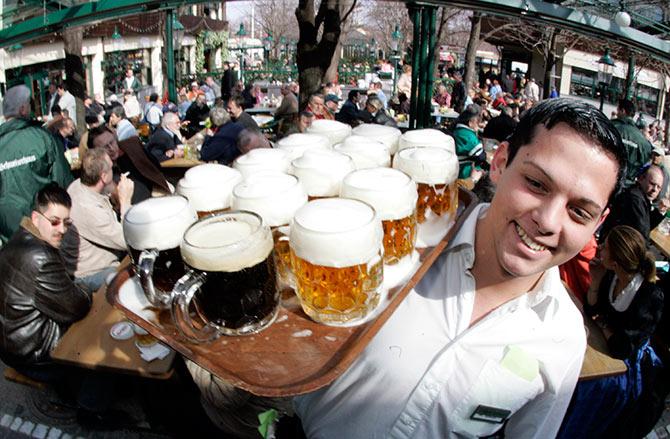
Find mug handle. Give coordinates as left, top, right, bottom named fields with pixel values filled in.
left=171, top=270, right=218, bottom=343
left=138, top=249, right=170, bottom=308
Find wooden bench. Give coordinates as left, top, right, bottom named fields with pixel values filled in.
left=3, top=367, right=47, bottom=390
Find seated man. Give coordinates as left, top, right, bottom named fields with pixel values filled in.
left=62, top=148, right=134, bottom=293
left=146, top=112, right=184, bottom=162
left=199, top=107, right=245, bottom=165
left=598, top=164, right=668, bottom=244
left=88, top=125, right=170, bottom=203
left=280, top=110, right=315, bottom=138
left=364, top=96, right=397, bottom=127
left=227, top=95, right=259, bottom=131
left=336, top=89, right=363, bottom=127
left=0, top=183, right=91, bottom=373
left=295, top=98, right=627, bottom=438
left=305, top=93, right=334, bottom=121
left=107, top=104, right=136, bottom=142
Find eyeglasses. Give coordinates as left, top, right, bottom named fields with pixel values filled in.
left=36, top=210, right=73, bottom=227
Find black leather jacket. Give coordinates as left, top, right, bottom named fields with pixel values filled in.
left=0, top=218, right=91, bottom=368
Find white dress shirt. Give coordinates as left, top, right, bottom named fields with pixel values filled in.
left=294, top=203, right=586, bottom=439
left=58, top=91, right=77, bottom=126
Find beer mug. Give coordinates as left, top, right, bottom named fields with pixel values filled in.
left=276, top=133, right=330, bottom=161
left=341, top=168, right=418, bottom=287
left=233, top=148, right=291, bottom=178
left=352, top=123, right=401, bottom=155
left=397, top=128, right=455, bottom=153
left=305, top=119, right=353, bottom=147
left=393, top=147, right=459, bottom=248
left=172, top=211, right=279, bottom=340
left=290, top=149, right=355, bottom=199
left=232, top=173, right=308, bottom=289
left=177, top=163, right=242, bottom=218
left=334, top=135, right=391, bottom=170
left=290, top=198, right=383, bottom=325
left=123, top=196, right=197, bottom=308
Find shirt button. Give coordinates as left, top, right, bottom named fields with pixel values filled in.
left=402, top=415, right=414, bottom=426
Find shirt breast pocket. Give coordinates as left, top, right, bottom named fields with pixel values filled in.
left=449, top=359, right=544, bottom=438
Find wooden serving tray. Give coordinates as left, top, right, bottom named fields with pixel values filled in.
left=107, top=188, right=477, bottom=397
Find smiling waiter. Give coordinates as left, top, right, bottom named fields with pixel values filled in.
left=294, top=98, right=627, bottom=438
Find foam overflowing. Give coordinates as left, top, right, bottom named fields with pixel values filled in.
left=305, top=119, right=352, bottom=146
left=232, top=173, right=307, bottom=227
left=276, top=133, right=331, bottom=160
left=176, top=164, right=242, bottom=212
left=334, top=136, right=391, bottom=169
left=290, top=149, right=355, bottom=197
left=416, top=212, right=455, bottom=248
left=352, top=124, right=401, bottom=154
left=393, top=147, right=459, bottom=185
left=123, top=195, right=197, bottom=250
left=233, top=148, right=291, bottom=178
left=383, top=250, right=420, bottom=289
left=290, top=198, right=382, bottom=267
left=180, top=212, right=273, bottom=272
left=398, top=128, right=455, bottom=153
left=341, top=168, right=417, bottom=220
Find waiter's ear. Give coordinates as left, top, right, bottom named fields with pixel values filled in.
left=489, top=141, right=509, bottom=184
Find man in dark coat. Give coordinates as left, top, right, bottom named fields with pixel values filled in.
left=336, top=89, right=364, bottom=127
left=599, top=165, right=668, bottom=244
left=145, top=112, right=184, bottom=162
left=227, top=95, right=259, bottom=131
left=184, top=93, right=210, bottom=138
left=199, top=107, right=245, bottom=165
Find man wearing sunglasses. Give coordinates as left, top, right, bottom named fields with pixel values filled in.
left=0, top=183, right=91, bottom=378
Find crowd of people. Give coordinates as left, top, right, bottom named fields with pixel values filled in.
left=0, top=56, right=668, bottom=437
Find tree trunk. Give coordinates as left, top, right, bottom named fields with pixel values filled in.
left=464, top=12, right=481, bottom=94
left=295, top=0, right=345, bottom=109
left=324, top=40, right=342, bottom=83
left=542, top=30, right=557, bottom=98
left=63, top=27, right=86, bottom=132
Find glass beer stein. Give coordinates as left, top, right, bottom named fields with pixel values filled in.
left=123, top=196, right=197, bottom=308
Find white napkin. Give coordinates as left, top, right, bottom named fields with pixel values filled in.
left=137, top=342, right=172, bottom=362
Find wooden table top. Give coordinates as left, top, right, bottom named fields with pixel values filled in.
left=160, top=157, right=204, bottom=168
left=51, top=284, right=175, bottom=379
left=651, top=227, right=670, bottom=258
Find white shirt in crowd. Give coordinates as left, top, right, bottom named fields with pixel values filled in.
left=145, top=103, right=163, bottom=126
left=295, top=203, right=586, bottom=439
left=58, top=90, right=77, bottom=126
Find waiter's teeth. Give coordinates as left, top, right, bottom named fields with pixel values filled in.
left=515, top=223, right=547, bottom=252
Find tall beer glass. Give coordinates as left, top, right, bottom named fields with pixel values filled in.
left=177, top=163, right=242, bottom=218
left=123, top=196, right=197, bottom=308
left=397, top=128, right=455, bottom=153
left=172, top=211, right=278, bottom=340
left=276, top=133, right=330, bottom=161
left=290, top=198, right=383, bottom=325
left=233, top=148, right=291, bottom=178
left=341, top=168, right=418, bottom=287
left=352, top=123, right=401, bottom=155
left=290, top=149, right=355, bottom=199
left=393, top=147, right=459, bottom=248
left=232, top=173, right=308, bottom=289
left=305, top=119, right=352, bottom=147
left=333, top=135, right=391, bottom=170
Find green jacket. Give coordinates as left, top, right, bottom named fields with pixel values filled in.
left=611, top=116, right=653, bottom=185
left=0, top=118, right=73, bottom=244
left=453, top=124, right=484, bottom=179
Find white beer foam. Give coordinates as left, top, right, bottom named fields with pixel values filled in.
left=232, top=173, right=308, bottom=227
left=290, top=149, right=355, bottom=197
left=276, top=133, right=330, bottom=161
left=290, top=198, right=382, bottom=267
left=181, top=212, right=274, bottom=272
left=393, top=147, right=459, bottom=185
left=233, top=148, right=291, bottom=178
left=334, top=136, right=391, bottom=170
left=398, top=128, right=455, bottom=153
left=123, top=195, right=197, bottom=250
left=341, top=168, right=417, bottom=220
left=352, top=123, right=401, bottom=155
left=305, top=119, right=352, bottom=147
left=176, top=164, right=242, bottom=212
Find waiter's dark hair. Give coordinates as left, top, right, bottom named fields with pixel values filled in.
left=506, top=98, right=626, bottom=206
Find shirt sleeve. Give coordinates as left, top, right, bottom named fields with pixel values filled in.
left=76, top=202, right=127, bottom=251
left=503, top=346, right=585, bottom=438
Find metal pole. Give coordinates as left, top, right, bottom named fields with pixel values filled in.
left=166, top=9, right=176, bottom=103
left=424, top=7, right=437, bottom=127
left=599, top=83, right=605, bottom=111
left=392, top=55, right=399, bottom=96
left=417, top=7, right=431, bottom=128
left=409, top=5, right=422, bottom=130
left=625, top=54, right=635, bottom=100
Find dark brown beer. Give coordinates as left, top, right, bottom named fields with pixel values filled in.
left=129, top=246, right=185, bottom=294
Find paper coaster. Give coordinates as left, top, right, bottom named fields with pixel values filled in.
left=109, top=322, right=134, bottom=340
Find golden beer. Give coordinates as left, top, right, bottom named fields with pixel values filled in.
left=272, top=227, right=293, bottom=288
left=416, top=182, right=458, bottom=223
left=290, top=248, right=382, bottom=323
left=290, top=198, right=384, bottom=325
left=382, top=214, right=417, bottom=265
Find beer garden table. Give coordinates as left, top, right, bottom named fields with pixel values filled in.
left=51, top=283, right=175, bottom=379
left=651, top=227, right=670, bottom=258
left=160, top=157, right=204, bottom=185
